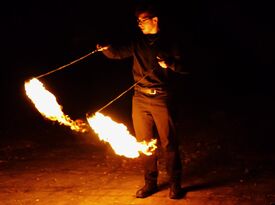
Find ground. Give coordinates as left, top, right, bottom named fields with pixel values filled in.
left=1, top=102, right=275, bottom=205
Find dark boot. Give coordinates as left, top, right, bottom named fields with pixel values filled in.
left=169, top=182, right=182, bottom=199
left=136, top=182, right=158, bottom=198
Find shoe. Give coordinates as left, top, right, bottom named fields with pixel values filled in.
left=136, top=183, right=158, bottom=198
left=169, top=183, right=182, bottom=199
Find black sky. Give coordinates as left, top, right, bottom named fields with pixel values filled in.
left=1, top=0, right=274, bottom=143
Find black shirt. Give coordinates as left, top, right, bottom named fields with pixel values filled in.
left=101, top=32, right=184, bottom=89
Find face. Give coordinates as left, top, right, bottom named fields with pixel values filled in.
left=137, top=12, right=159, bottom=34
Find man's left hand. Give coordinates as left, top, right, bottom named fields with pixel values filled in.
left=157, top=56, right=168, bottom=69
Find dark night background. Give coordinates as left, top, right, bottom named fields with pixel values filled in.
left=1, top=0, right=274, bottom=152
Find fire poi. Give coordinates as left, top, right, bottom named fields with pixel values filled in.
left=86, top=112, right=157, bottom=158
left=25, top=78, right=87, bottom=132
left=24, top=77, right=157, bottom=158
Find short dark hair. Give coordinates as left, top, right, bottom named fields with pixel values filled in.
left=134, top=2, right=159, bottom=18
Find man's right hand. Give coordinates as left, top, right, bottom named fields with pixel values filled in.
left=96, top=44, right=110, bottom=51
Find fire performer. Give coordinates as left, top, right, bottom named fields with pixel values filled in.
left=97, top=2, right=185, bottom=199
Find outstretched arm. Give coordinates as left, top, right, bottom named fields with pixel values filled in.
left=96, top=43, right=133, bottom=59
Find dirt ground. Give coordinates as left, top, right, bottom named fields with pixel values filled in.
left=1, top=111, right=275, bottom=205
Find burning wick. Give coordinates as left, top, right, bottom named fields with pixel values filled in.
left=24, top=78, right=87, bottom=132
left=24, top=78, right=157, bottom=158
left=87, top=112, right=157, bottom=158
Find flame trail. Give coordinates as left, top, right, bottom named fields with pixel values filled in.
left=24, top=78, right=87, bottom=132
left=87, top=112, right=157, bottom=158
left=25, top=78, right=157, bottom=158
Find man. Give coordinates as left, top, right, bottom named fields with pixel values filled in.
left=97, top=3, right=184, bottom=199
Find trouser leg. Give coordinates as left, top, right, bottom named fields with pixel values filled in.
left=143, top=153, right=158, bottom=183
left=132, top=95, right=158, bottom=183
left=151, top=96, right=182, bottom=184
left=165, top=150, right=182, bottom=183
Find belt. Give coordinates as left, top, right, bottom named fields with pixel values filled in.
left=135, top=86, right=166, bottom=96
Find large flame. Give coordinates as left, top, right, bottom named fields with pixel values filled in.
left=24, top=78, right=157, bottom=158
left=24, top=78, right=87, bottom=132
left=87, top=112, right=157, bottom=158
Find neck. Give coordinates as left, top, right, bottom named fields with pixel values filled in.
left=149, top=27, right=159, bottom=34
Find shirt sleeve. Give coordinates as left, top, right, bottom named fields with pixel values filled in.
left=102, top=42, right=133, bottom=59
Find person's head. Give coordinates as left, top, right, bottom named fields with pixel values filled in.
left=135, top=3, right=160, bottom=34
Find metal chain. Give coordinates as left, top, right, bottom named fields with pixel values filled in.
left=35, top=48, right=101, bottom=79
left=95, top=68, right=156, bottom=113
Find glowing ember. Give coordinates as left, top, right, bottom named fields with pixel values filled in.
left=24, top=78, right=87, bottom=132
left=87, top=112, right=157, bottom=158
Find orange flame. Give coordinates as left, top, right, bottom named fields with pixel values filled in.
left=24, top=78, right=87, bottom=132
left=87, top=112, right=157, bottom=158
left=24, top=78, right=157, bottom=158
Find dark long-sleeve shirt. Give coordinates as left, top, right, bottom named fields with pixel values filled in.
left=101, top=32, right=184, bottom=89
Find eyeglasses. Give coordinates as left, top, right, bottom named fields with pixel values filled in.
left=137, top=17, right=152, bottom=24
